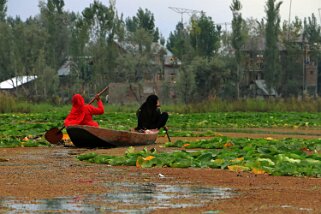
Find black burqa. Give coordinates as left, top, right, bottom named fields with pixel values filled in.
left=136, top=95, right=168, bottom=130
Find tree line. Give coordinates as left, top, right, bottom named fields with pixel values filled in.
left=0, top=0, right=320, bottom=104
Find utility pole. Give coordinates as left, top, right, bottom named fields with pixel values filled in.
left=287, top=0, right=292, bottom=40
left=318, top=8, right=321, bottom=24
left=168, top=7, right=202, bottom=24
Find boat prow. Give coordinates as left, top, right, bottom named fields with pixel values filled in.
left=66, top=125, right=158, bottom=148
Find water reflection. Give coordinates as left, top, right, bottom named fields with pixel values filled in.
left=1, top=183, right=234, bottom=213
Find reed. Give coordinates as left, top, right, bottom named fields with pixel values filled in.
left=162, top=97, right=321, bottom=113
left=2, top=91, right=321, bottom=114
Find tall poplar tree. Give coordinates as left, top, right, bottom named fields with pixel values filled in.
left=125, top=8, right=159, bottom=42
left=263, top=0, right=282, bottom=93
left=230, top=0, right=247, bottom=99
left=40, top=0, right=69, bottom=69
left=166, top=22, right=194, bottom=62
left=190, top=12, right=221, bottom=58
left=0, top=0, right=7, bottom=21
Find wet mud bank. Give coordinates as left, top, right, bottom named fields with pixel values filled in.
left=1, top=134, right=321, bottom=213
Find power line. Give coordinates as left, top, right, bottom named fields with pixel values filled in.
left=168, top=7, right=202, bottom=23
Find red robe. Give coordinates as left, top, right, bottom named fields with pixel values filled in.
left=64, top=94, right=104, bottom=127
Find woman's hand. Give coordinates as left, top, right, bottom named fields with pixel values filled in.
left=95, top=94, right=101, bottom=101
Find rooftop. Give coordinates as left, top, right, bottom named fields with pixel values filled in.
left=0, top=76, right=38, bottom=89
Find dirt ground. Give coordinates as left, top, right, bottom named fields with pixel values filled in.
left=1, top=129, right=321, bottom=213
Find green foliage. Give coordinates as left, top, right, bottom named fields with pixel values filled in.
left=0, top=136, right=50, bottom=148
left=5, top=95, right=321, bottom=114
left=4, top=107, right=321, bottom=145
left=2, top=0, right=321, bottom=103
left=0, top=92, right=67, bottom=113
left=0, top=21, right=14, bottom=81
left=3, top=105, right=321, bottom=152
left=166, top=22, right=194, bottom=62
left=230, top=0, right=247, bottom=99
left=188, top=57, right=228, bottom=101
left=0, top=92, right=16, bottom=113
left=176, top=67, right=195, bottom=104
left=263, top=0, right=282, bottom=91
left=0, top=0, right=7, bottom=21
left=78, top=136, right=321, bottom=177
left=190, top=12, right=221, bottom=58
left=279, top=37, right=303, bottom=97
left=126, top=7, right=159, bottom=42
left=230, top=0, right=246, bottom=56
left=40, top=0, right=69, bottom=68
left=304, top=14, right=321, bottom=60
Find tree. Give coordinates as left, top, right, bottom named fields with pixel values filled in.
left=303, top=14, right=321, bottom=60
left=33, top=49, right=59, bottom=99
left=190, top=12, right=221, bottom=58
left=189, top=57, right=227, bottom=101
left=166, top=22, right=194, bottom=62
left=278, top=17, right=303, bottom=97
left=0, top=0, right=7, bottom=21
left=125, top=8, right=159, bottom=42
left=116, top=28, right=155, bottom=82
left=0, top=0, right=10, bottom=81
left=114, top=27, right=162, bottom=103
left=80, top=0, right=123, bottom=89
left=303, top=13, right=321, bottom=95
left=10, top=18, right=48, bottom=76
left=176, top=66, right=195, bottom=104
left=263, top=0, right=283, bottom=93
left=39, top=0, right=69, bottom=69
left=0, top=21, right=14, bottom=81
left=82, top=0, right=118, bottom=42
left=230, top=0, right=247, bottom=99
left=245, top=18, right=265, bottom=38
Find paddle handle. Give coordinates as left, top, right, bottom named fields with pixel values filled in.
left=59, top=126, right=65, bottom=132
left=164, top=126, right=171, bottom=142
left=88, top=85, right=109, bottom=104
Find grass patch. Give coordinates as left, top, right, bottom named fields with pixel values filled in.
left=3, top=91, right=321, bottom=114
left=163, top=97, right=321, bottom=113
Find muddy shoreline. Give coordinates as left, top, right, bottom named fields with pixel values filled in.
left=1, top=132, right=321, bottom=213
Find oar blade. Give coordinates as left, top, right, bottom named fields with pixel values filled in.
left=45, top=127, right=63, bottom=144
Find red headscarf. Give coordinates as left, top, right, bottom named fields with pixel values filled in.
left=64, top=94, right=86, bottom=126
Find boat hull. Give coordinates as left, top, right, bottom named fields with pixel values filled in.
left=66, top=125, right=158, bottom=148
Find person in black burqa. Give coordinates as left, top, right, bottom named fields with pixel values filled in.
left=135, top=94, right=168, bottom=132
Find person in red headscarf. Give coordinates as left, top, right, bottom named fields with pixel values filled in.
left=64, top=93, right=104, bottom=127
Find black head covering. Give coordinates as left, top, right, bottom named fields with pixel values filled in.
left=145, top=94, right=158, bottom=110
left=137, top=94, right=160, bottom=129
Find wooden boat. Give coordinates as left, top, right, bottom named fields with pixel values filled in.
left=66, top=125, right=158, bottom=148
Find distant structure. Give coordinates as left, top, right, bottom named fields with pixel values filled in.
left=168, top=7, right=202, bottom=24
left=0, top=76, right=38, bottom=90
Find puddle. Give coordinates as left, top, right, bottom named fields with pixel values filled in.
left=280, top=205, right=313, bottom=212
left=0, top=197, right=98, bottom=213
left=0, top=182, right=234, bottom=213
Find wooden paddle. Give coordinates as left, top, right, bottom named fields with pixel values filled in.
left=44, top=85, right=109, bottom=144
left=163, top=126, right=171, bottom=142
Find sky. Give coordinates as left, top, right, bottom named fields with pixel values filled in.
left=6, top=0, right=321, bottom=39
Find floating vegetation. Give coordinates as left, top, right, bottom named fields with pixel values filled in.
left=0, top=135, right=50, bottom=148
left=78, top=137, right=321, bottom=177
left=3, top=111, right=321, bottom=139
